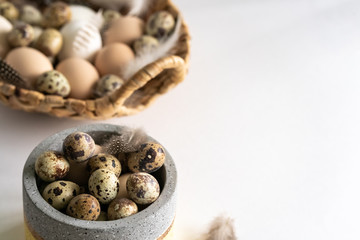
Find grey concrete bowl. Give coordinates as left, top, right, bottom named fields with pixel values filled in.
left=23, top=124, right=177, bottom=240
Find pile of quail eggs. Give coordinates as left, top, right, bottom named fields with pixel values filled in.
left=0, top=1, right=176, bottom=99
left=35, top=131, right=166, bottom=221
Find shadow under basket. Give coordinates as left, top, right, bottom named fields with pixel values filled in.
left=23, top=124, right=177, bottom=240
left=0, top=0, right=190, bottom=120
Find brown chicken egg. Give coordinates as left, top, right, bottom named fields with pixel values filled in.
left=5, top=47, right=53, bottom=86
left=103, top=16, right=144, bottom=45
left=95, top=43, right=134, bottom=77
left=56, top=57, right=99, bottom=99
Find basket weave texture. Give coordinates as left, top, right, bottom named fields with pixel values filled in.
left=0, top=0, right=190, bottom=120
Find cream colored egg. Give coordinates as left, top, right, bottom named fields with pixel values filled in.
left=0, top=15, right=12, bottom=58
left=5, top=47, right=53, bottom=86
left=88, top=169, right=120, bottom=204
left=104, top=16, right=144, bottom=45
left=59, top=20, right=102, bottom=61
left=95, top=43, right=134, bottom=77
left=56, top=58, right=99, bottom=99
left=42, top=181, right=80, bottom=210
left=21, top=5, right=43, bottom=25
left=69, top=5, right=97, bottom=23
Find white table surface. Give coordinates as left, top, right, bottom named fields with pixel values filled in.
left=2, top=0, right=360, bottom=239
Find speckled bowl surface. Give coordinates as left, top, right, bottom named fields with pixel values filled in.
left=23, top=124, right=177, bottom=240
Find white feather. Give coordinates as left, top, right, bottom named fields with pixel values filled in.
left=122, top=14, right=182, bottom=80
left=205, top=214, right=237, bottom=240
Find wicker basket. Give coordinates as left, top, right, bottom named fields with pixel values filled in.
left=0, top=0, right=190, bottom=120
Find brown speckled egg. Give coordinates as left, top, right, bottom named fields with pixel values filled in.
left=133, top=35, right=158, bottom=55
left=96, top=211, right=108, bottom=221
left=63, top=131, right=95, bottom=162
left=42, top=180, right=80, bottom=210
left=35, top=151, right=70, bottom=182
left=108, top=198, right=138, bottom=220
left=35, top=70, right=70, bottom=97
left=43, top=1, right=71, bottom=28
left=117, top=173, right=131, bottom=199
left=7, top=22, right=34, bottom=47
left=21, top=5, right=42, bottom=25
left=88, top=169, right=119, bottom=204
left=66, top=194, right=100, bottom=220
left=88, top=153, right=122, bottom=177
left=0, top=2, right=19, bottom=21
left=127, top=142, right=165, bottom=173
left=126, top=173, right=160, bottom=205
left=34, top=28, right=63, bottom=57
left=146, top=11, right=175, bottom=38
left=94, top=74, right=124, bottom=97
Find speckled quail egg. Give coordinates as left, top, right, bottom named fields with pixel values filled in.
left=66, top=194, right=101, bottom=220
left=43, top=1, right=72, bottom=28
left=35, top=70, right=71, bottom=97
left=127, top=142, right=165, bottom=173
left=35, top=151, right=70, bottom=182
left=146, top=11, right=175, bottom=38
left=108, top=198, right=138, bottom=220
left=94, top=74, right=124, bottom=97
left=88, top=153, right=122, bottom=177
left=88, top=169, right=119, bottom=204
left=0, top=2, right=19, bottom=21
left=34, top=28, right=63, bottom=57
left=63, top=131, right=96, bottom=162
left=103, top=10, right=120, bottom=26
left=7, top=22, right=34, bottom=47
left=126, top=173, right=160, bottom=205
left=21, top=5, right=42, bottom=25
left=133, top=35, right=158, bottom=55
left=42, top=180, right=80, bottom=210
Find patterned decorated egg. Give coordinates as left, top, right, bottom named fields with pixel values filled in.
left=127, top=142, right=165, bottom=173
left=146, top=11, right=175, bottom=38
left=133, top=35, right=158, bottom=55
left=34, top=28, right=63, bottom=57
left=108, top=198, right=138, bottom=220
left=63, top=131, right=96, bottom=162
left=87, top=153, right=122, bottom=177
left=7, top=22, right=34, bottom=47
left=126, top=173, right=160, bottom=205
left=43, top=1, right=71, bottom=28
left=20, top=5, right=42, bottom=25
left=42, top=180, right=80, bottom=210
left=0, top=2, right=19, bottom=21
left=88, top=169, right=119, bottom=204
left=35, top=151, right=70, bottom=182
left=94, top=74, right=124, bottom=97
left=66, top=194, right=101, bottom=220
left=35, top=70, right=70, bottom=97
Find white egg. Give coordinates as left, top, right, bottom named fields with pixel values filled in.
left=59, top=20, right=102, bottom=61
left=0, top=15, right=12, bottom=58
left=69, top=5, right=96, bottom=23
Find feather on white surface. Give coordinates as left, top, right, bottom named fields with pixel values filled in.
left=122, top=14, right=182, bottom=80
left=205, top=214, right=237, bottom=240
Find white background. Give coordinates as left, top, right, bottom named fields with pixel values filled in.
left=2, top=0, right=360, bottom=239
